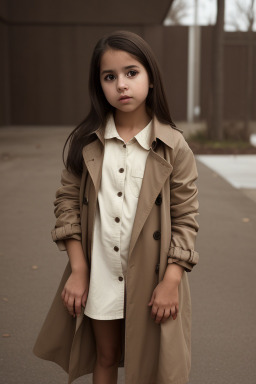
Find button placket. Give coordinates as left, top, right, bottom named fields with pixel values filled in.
left=112, top=142, right=125, bottom=281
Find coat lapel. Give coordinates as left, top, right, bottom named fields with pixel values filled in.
left=82, top=132, right=104, bottom=263
left=82, top=134, right=104, bottom=192
left=128, top=148, right=173, bottom=258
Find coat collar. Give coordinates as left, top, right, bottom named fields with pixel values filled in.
left=150, top=116, right=183, bottom=150
left=94, top=115, right=183, bottom=150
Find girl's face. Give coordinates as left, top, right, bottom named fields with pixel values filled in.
left=100, top=49, right=152, bottom=116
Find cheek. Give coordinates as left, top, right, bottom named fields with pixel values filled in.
left=138, top=80, right=150, bottom=99
left=100, top=83, right=112, bottom=101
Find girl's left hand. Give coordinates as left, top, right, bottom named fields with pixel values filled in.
left=148, top=279, right=179, bottom=324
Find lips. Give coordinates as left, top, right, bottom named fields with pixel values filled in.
left=119, top=96, right=131, bottom=101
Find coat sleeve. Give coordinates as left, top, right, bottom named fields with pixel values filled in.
left=51, top=168, right=82, bottom=251
left=168, top=140, right=199, bottom=271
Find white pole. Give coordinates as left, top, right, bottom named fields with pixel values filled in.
left=187, top=0, right=201, bottom=123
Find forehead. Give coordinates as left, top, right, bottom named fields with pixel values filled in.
left=100, top=49, right=142, bottom=70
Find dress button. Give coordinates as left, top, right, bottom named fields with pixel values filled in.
left=119, top=168, right=124, bottom=173
left=155, top=194, right=162, bottom=206
left=114, top=246, right=119, bottom=252
left=153, top=231, right=161, bottom=240
left=117, top=192, right=122, bottom=197
left=115, top=217, right=120, bottom=223
left=118, top=276, right=123, bottom=282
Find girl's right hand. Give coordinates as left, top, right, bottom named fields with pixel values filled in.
left=61, top=270, right=89, bottom=317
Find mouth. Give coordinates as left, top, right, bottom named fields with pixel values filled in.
left=119, top=96, right=131, bottom=101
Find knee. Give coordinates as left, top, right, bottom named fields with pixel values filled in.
left=97, top=347, right=121, bottom=369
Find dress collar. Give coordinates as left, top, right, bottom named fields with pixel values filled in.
left=104, top=114, right=152, bottom=151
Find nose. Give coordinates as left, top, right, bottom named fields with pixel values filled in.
left=116, top=76, right=128, bottom=92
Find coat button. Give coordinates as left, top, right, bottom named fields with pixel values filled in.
left=123, top=144, right=126, bottom=148
left=114, top=246, right=119, bottom=252
left=83, top=196, right=88, bottom=205
left=117, top=192, right=122, bottom=197
left=118, top=276, right=123, bottom=282
left=153, top=231, right=161, bottom=240
left=119, top=168, right=124, bottom=173
left=155, top=194, right=162, bottom=205
left=115, top=217, right=120, bottom=223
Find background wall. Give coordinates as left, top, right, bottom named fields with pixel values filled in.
left=1, top=1, right=256, bottom=126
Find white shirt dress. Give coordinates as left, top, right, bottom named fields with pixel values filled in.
left=84, top=115, right=152, bottom=320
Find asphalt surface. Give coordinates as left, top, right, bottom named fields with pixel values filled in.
left=1, top=127, right=256, bottom=384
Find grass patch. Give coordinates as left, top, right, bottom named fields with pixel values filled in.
left=187, top=132, right=256, bottom=154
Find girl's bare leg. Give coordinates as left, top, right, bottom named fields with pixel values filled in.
left=91, top=319, right=123, bottom=384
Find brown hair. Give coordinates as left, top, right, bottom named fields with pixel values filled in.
left=64, top=30, right=176, bottom=175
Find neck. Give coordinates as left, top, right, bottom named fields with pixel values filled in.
left=114, top=107, right=151, bottom=131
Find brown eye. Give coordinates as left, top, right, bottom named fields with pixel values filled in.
left=104, top=74, right=115, bottom=81
left=127, top=70, right=138, bottom=78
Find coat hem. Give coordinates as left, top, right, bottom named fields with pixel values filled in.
left=33, top=347, right=94, bottom=383
left=157, top=375, right=189, bottom=384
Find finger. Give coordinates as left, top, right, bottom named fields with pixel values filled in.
left=74, top=297, right=82, bottom=316
left=148, top=292, right=155, bottom=306
left=151, top=304, right=158, bottom=319
left=67, top=296, right=75, bottom=316
left=155, top=309, right=164, bottom=324
left=173, top=304, right=179, bottom=320
left=81, top=292, right=88, bottom=308
left=161, top=309, right=171, bottom=323
left=61, top=288, right=66, bottom=302
left=170, top=305, right=177, bottom=320
left=63, top=291, right=69, bottom=307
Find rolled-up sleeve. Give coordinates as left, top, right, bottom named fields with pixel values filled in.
left=51, top=169, right=82, bottom=251
left=168, top=141, right=199, bottom=271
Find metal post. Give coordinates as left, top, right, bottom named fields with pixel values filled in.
left=187, top=0, right=201, bottom=123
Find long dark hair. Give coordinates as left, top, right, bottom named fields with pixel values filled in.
left=64, top=30, right=176, bottom=175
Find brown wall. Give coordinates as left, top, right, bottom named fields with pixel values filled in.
left=6, top=0, right=172, bottom=24
left=0, top=18, right=10, bottom=125
left=162, top=27, right=188, bottom=120
left=1, top=18, right=256, bottom=126
left=0, top=0, right=9, bottom=19
left=1, top=23, right=188, bottom=125
left=200, top=28, right=256, bottom=122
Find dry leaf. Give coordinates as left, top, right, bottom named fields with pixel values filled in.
left=242, top=218, right=250, bottom=223
left=2, top=334, right=11, bottom=338
left=31, top=265, right=38, bottom=270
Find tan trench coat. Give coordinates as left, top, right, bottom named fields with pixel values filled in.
left=33, top=117, right=199, bottom=384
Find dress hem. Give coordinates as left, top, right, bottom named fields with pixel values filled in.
left=84, top=311, right=124, bottom=320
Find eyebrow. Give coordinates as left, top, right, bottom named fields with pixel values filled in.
left=101, top=65, right=140, bottom=75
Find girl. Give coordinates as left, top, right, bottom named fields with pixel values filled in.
left=34, top=30, right=199, bottom=384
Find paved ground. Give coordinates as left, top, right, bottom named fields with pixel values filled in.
left=1, top=127, right=256, bottom=384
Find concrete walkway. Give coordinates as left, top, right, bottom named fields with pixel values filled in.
left=1, top=127, right=256, bottom=384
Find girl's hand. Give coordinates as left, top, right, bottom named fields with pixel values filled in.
left=61, top=269, right=89, bottom=318
left=148, top=264, right=183, bottom=324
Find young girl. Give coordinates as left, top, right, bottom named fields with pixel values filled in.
left=34, top=30, right=199, bottom=384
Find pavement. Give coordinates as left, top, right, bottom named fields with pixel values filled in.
left=1, top=126, right=256, bottom=384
